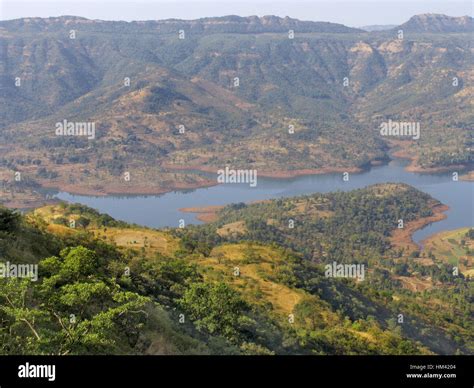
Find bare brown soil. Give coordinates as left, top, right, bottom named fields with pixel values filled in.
left=390, top=202, right=449, bottom=253
left=394, top=275, right=433, bottom=292
left=179, top=205, right=224, bottom=222
left=460, top=171, right=474, bottom=181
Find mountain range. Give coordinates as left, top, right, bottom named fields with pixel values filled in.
left=0, top=13, right=472, bottom=206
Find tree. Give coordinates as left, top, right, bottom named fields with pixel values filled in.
left=0, top=207, right=20, bottom=232
left=76, top=216, right=91, bottom=229
left=294, top=298, right=325, bottom=330
left=0, top=246, right=150, bottom=355
left=179, top=282, right=249, bottom=342
left=0, top=278, right=47, bottom=354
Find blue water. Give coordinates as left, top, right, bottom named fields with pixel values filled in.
left=56, top=157, right=473, bottom=244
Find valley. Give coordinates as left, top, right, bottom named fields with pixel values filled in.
left=0, top=12, right=472, bottom=357
left=0, top=14, right=472, bottom=209
left=54, top=154, right=473, bottom=246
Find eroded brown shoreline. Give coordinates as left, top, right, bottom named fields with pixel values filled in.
left=388, top=139, right=473, bottom=178
left=389, top=202, right=450, bottom=253
left=162, top=162, right=362, bottom=178
left=181, top=198, right=452, bottom=256
left=179, top=205, right=225, bottom=222
left=2, top=143, right=471, bottom=210
left=2, top=163, right=364, bottom=209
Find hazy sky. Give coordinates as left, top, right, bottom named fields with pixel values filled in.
left=0, top=0, right=471, bottom=27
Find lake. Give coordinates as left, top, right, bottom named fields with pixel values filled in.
left=56, top=157, right=473, bottom=244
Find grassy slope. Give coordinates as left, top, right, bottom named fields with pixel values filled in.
left=422, top=227, right=473, bottom=276
left=26, top=186, right=472, bottom=354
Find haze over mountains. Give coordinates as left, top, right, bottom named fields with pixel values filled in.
left=0, top=14, right=361, bottom=34
left=0, top=13, right=472, bottom=205
left=1, top=13, right=472, bottom=34
left=360, top=25, right=396, bottom=32
left=397, top=14, right=473, bottom=33
left=361, top=14, right=473, bottom=32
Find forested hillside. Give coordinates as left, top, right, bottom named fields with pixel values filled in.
left=0, top=184, right=471, bottom=355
